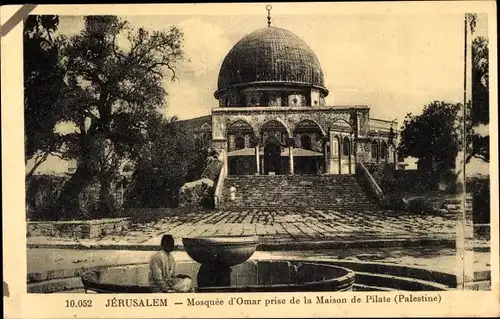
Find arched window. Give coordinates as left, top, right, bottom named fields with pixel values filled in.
left=201, top=132, right=211, bottom=149
left=300, top=135, right=312, bottom=150
left=371, top=141, right=379, bottom=159
left=235, top=136, right=245, bottom=150
left=332, top=136, right=340, bottom=156
left=381, top=141, right=388, bottom=159
left=342, top=137, right=350, bottom=156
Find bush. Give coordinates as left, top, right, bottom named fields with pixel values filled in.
left=437, top=169, right=461, bottom=194
left=406, top=197, right=439, bottom=214
left=26, top=174, right=124, bottom=221
left=178, top=178, right=215, bottom=209
left=124, top=168, right=185, bottom=208
left=383, top=195, right=444, bottom=214
left=471, top=178, right=490, bottom=224
left=26, top=175, right=67, bottom=220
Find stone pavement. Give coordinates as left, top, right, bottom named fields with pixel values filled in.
left=28, top=208, right=462, bottom=248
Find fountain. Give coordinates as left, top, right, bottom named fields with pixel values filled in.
left=81, top=236, right=357, bottom=293
left=77, top=236, right=460, bottom=294
left=182, top=235, right=260, bottom=267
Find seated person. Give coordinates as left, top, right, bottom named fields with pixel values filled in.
left=149, top=234, right=193, bottom=292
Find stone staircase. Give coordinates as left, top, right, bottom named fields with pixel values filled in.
left=443, top=195, right=473, bottom=215
left=219, top=175, right=379, bottom=210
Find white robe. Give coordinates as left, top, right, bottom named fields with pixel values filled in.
left=148, top=250, right=192, bottom=292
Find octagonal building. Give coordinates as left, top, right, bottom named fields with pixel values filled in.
left=180, top=18, right=399, bottom=185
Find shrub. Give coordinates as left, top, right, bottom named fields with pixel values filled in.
left=26, top=175, right=67, bottom=220
left=471, top=178, right=490, bottom=224
left=26, top=174, right=123, bottom=221
left=406, top=196, right=442, bottom=214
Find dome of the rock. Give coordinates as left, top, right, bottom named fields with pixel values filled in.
left=215, top=26, right=328, bottom=98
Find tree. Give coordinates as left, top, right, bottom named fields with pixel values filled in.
left=398, top=101, right=461, bottom=174
left=50, top=16, right=184, bottom=219
left=124, top=115, right=211, bottom=208
left=467, top=36, right=489, bottom=163
left=24, top=15, right=65, bottom=178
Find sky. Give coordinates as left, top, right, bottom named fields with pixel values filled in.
left=56, top=12, right=488, bottom=123
left=35, top=9, right=489, bottom=175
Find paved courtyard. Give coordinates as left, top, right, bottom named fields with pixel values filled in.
left=28, top=208, right=463, bottom=247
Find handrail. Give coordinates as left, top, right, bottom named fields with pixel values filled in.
left=213, top=158, right=227, bottom=208
left=356, top=162, right=385, bottom=201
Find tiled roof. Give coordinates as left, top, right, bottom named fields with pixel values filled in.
left=217, top=27, right=326, bottom=95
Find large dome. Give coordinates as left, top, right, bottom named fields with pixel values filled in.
left=215, top=27, right=327, bottom=98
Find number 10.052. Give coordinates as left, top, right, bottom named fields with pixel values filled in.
left=65, top=300, right=92, bottom=307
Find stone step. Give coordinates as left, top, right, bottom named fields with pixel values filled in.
left=465, top=280, right=491, bottom=291
left=221, top=175, right=377, bottom=210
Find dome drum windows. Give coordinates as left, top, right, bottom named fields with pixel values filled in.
left=267, top=92, right=281, bottom=106
left=223, top=86, right=322, bottom=107
left=245, top=92, right=264, bottom=107
left=288, top=93, right=305, bottom=107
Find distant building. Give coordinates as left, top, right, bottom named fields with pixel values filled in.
left=183, top=23, right=398, bottom=176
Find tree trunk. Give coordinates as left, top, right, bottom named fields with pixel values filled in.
left=98, top=175, right=114, bottom=218
left=50, top=164, right=93, bottom=220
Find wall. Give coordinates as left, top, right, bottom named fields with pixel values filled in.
left=27, top=218, right=131, bottom=239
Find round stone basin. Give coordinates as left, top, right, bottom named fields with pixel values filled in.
left=81, top=260, right=355, bottom=293
left=182, top=235, right=259, bottom=267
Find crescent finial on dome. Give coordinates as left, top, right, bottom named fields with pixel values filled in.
left=266, top=5, right=272, bottom=27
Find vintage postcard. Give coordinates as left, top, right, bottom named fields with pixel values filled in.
left=2, top=1, right=499, bottom=318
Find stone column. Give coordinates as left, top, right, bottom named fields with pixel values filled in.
left=349, top=135, right=354, bottom=174
left=289, top=146, right=294, bottom=175
left=228, top=135, right=235, bottom=151
left=255, top=144, right=260, bottom=175
left=393, top=147, right=397, bottom=167
left=223, top=149, right=229, bottom=175
left=339, top=133, right=343, bottom=174
left=324, top=142, right=328, bottom=174
left=352, top=138, right=357, bottom=173
left=328, top=130, right=336, bottom=174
